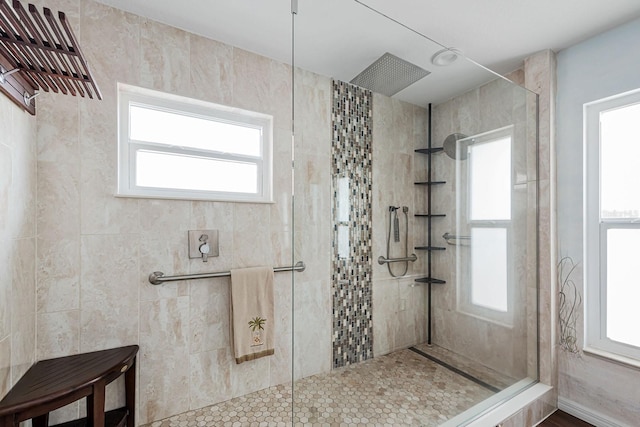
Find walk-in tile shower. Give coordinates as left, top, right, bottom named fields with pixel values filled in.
left=291, top=1, right=539, bottom=425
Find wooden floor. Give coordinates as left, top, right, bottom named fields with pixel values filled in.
left=539, top=410, right=594, bottom=426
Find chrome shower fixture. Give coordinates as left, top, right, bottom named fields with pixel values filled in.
left=350, top=52, right=430, bottom=97
left=443, top=133, right=469, bottom=160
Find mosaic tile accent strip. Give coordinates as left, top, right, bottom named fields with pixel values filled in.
left=331, top=80, right=373, bottom=368
left=143, top=348, right=495, bottom=427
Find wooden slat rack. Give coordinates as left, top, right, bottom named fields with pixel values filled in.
left=0, top=0, right=101, bottom=115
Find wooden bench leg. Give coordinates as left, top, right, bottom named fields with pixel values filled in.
left=125, top=357, right=136, bottom=427
left=87, top=380, right=105, bottom=427
left=0, top=415, right=17, bottom=427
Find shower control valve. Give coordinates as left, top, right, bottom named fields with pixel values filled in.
left=188, top=229, right=219, bottom=262
left=199, top=234, right=211, bottom=262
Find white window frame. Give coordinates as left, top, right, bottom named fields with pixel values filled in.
left=457, top=126, right=514, bottom=327
left=584, top=88, right=640, bottom=364
left=117, top=83, right=273, bottom=203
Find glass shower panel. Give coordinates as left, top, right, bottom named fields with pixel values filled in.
left=292, top=1, right=539, bottom=425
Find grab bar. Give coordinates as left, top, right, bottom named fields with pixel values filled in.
left=149, top=261, right=306, bottom=285
left=377, top=254, right=417, bottom=265
left=442, top=232, right=471, bottom=245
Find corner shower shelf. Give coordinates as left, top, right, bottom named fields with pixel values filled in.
left=0, top=0, right=102, bottom=115
left=415, top=181, right=446, bottom=186
left=415, top=213, right=446, bottom=218
left=415, top=277, right=446, bottom=285
left=415, top=246, right=446, bottom=251
left=415, top=147, right=444, bottom=155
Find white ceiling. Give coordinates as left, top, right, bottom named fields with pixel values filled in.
left=96, top=0, right=640, bottom=105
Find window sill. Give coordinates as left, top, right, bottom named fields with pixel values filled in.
left=114, top=192, right=275, bottom=204
left=583, top=346, right=640, bottom=371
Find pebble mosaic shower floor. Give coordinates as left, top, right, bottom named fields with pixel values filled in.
left=145, top=346, right=500, bottom=427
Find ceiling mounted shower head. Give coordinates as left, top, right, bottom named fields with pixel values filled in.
left=350, top=52, right=430, bottom=97
left=443, top=133, right=469, bottom=160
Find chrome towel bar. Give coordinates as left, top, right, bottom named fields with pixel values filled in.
left=149, top=261, right=306, bottom=285
left=377, top=254, right=417, bottom=265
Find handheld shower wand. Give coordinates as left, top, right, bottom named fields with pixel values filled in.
left=386, top=206, right=410, bottom=277
left=393, top=211, right=400, bottom=242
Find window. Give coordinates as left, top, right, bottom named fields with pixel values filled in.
left=457, top=126, right=513, bottom=324
left=117, top=83, right=273, bottom=202
left=585, top=88, right=640, bottom=363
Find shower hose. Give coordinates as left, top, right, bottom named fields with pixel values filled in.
left=387, top=206, right=409, bottom=277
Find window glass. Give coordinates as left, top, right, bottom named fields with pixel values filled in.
left=606, top=228, right=640, bottom=347
left=136, top=151, right=258, bottom=194
left=600, top=102, right=640, bottom=218
left=469, top=137, right=511, bottom=220
left=130, top=105, right=262, bottom=157
left=471, top=227, right=508, bottom=312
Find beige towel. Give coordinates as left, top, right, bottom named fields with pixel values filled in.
left=230, top=266, right=275, bottom=364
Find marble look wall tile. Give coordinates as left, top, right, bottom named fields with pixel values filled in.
left=188, top=34, right=233, bottom=106
left=189, top=348, right=232, bottom=409
left=451, top=89, right=480, bottom=136
left=0, top=337, right=9, bottom=398
left=8, top=110, right=37, bottom=240
left=230, top=349, right=271, bottom=399
left=232, top=204, right=273, bottom=267
left=48, top=402, right=80, bottom=426
left=36, top=94, right=79, bottom=164
left=269, top=60, right=293, bottom=132
left=79, top=98, right=139, bottom=236
left=81, top=0, right=141, bottom=88
left=0, top=242, right=11, bottom=341
left=37, top=310, right=79, bottom=360
left=11, top=238, right=36, bottom=381
left=37, top=161, right=80, bottom=240
left=140, top=19, right=190, bottom=95
left=0, top=144, right=11, bottom=233
left=525, top=50, right=555, bottom=183
left=372, top=279, right=398, bottom=356
left=232, top=48, right=272, bottom=114
left=293, top=73, right=331, bottom=157
left=11, top=311, right=36, bottom=384
left=396, top=279, right=427, bottom=348
left=499, top=409, right=524, bottom=427
left=80, top=234, right=139, bottom=352
left=269, top=331, right=292, bottom=386
left=37, top=238, right=80, bottom=314
left=188, top=278, right=229, bottom=354
left=479, top=78, right=518, bottom=132
left=1, top=90, right=36, bottom=401
left=139, top=230, right=190, bottom=302
left=139, top=297, right=190, bottom=425
left=272, top=274, right=292, bottom=343
left=391, top=98, right=414, bottom=155
left=293, top=279, right=332, bottom=379
left=139, top=200, right=191, bottom=234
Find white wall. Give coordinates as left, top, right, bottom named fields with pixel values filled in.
left=556, top=17, right=640, bottom=426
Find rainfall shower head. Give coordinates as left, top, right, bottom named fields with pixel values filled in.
left=443, top=133, right=469, bottom=160
left=350, top=52, right=430, bottom=97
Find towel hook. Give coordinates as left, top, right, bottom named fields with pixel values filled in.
left=0, top=66, right=20, bottom=85
left=23, top=91, right=40, bottom=106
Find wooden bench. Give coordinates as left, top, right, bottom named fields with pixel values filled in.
left=0, top=345, right=138, bottom=427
